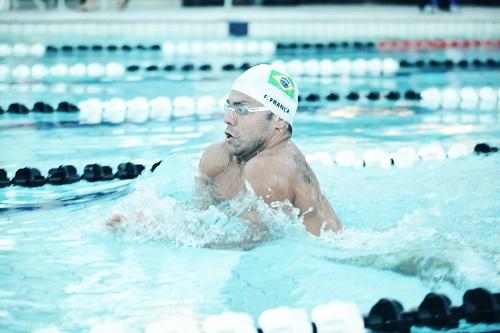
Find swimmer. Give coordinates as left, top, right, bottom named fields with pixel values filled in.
left=195, top=64, right=341, bottom=236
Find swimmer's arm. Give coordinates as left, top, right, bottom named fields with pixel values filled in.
left=294, top=188, right=341, bottom=236
left=194, top=143, right=228, bottom=208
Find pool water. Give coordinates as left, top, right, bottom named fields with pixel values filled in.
left=0, top=37, right=499, bottom=332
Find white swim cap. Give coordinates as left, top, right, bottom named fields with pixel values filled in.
left=231, top=64, right=299, bottom=125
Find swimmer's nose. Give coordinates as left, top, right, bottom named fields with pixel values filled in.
left=223, top=107, right=237, bottom=125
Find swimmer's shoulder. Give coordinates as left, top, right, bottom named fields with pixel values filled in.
left=245, top=141, right=297, bottom=180
left=199, top=142, right=232, bottom=178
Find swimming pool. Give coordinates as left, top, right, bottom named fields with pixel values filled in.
left=1, top=27, right=500, bottom=333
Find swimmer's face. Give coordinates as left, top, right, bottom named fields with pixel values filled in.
left=224, top=90, right=276, bottom=159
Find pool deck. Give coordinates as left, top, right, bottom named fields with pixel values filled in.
left=1, top=5, right=499, bottom=22
left=1, top=5, right=499, bottom=40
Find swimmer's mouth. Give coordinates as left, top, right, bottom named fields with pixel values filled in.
left=225, top=131, right=236, bottom=139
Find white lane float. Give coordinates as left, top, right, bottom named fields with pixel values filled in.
left=418, top=144, right=447, bottom=161
left=0, top=43, right=12, bottom=57
left=391, top=147, right=419, bottom=168
left=203, top=312, right=255, bottom=333
left=303, top=59, right=320, bottom=76
left=12, top=43, right=29, bottom=57
left=367, top=58, right=383, bottom=76
left=173, top=96, right=195, bottom=118
left=79, top=98, right=103, bottom=124
left=12, top=65, right=30, bottom=80
left=311, top=301, right=365, bottom=333
left=259, top=307, right=312, bottom=333
left=382, top=57, right=399, bottom=76
left=447, top=143, right=470, bottom=159
left=350, top=58, right=368, bottom=76
left=31, top=64, right=49, bottom=79
left=149, top=96, right=172, bottom=121
left=126, top=97, right=149, bottom=123
left=196, top=95, right=217, bottom=118
left=29, top=43, right=46, bottom=57
left=87, top=63, right=105, bottom=77
left=49, top=63, right=68, bottom=77
left=319, top=59, right=335, bottom=77
left=306, top=151, right=335, bottom=167
left=102, top=98, right=126, bottom=124
left=89, top=321, right=138, bottom=333
left=145, top=315, right=200, bottom=333
left=68, top=63, right=87, bottom=77
left=335, top=151, right=364, bottom=168
left=105, top=62, right=125, bottom=77
left=441, top=87, right=460, bottom=109
left=362, top=148, right=392, bottom=169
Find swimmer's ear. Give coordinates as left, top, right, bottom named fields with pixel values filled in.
left=274, top=117, right=288, bottom=131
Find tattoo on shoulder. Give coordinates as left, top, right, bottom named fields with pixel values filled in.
left=294, top=154, right=314, bottom=185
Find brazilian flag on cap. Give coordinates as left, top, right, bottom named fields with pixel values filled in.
left=268, top=69, right=295, bottom=99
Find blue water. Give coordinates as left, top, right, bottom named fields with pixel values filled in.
left=1, top=38, right=500, bottom=332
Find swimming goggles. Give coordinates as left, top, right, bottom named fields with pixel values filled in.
left=224, top=102, right=270, bottom=117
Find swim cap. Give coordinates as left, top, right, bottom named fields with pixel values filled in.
left=231, top=64, right=299, bottom=125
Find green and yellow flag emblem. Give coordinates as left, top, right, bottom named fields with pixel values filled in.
left=268, top=69, right=295, bottom=99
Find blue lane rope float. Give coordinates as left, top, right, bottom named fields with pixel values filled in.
left=2, top=40, right=498, bottom=60
left=2, top=59, right=500, bottom=84
left=363, top=288, right=500, bottom=333
left=3, top=85, right=499, bottom=121
left=82, top=287, right=499, bottom=332
left=1, top=143, right=497, bottom=188
left=0, top=162, right=147, bottom=188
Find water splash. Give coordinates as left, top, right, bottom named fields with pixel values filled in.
left=319, top=207, right=500, bottom=290
left=102, top=179, right=305, bottom=250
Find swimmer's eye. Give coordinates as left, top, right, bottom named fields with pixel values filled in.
left=224, top=102, right=251, bottom=117
left=224, top=102, right=270, bottom=117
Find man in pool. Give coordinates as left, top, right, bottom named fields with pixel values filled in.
left=195, top=64, right=341, bottom=236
